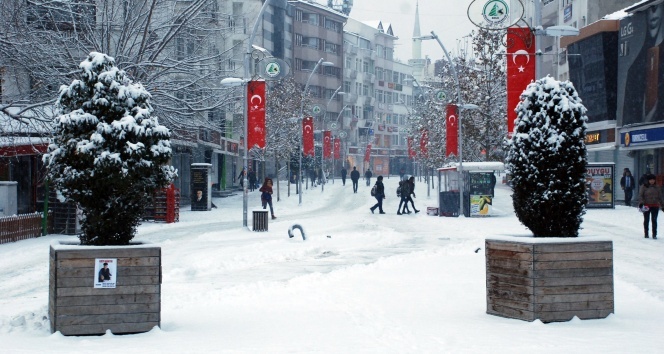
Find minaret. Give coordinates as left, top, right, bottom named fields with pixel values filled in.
left=412, top=0, right=422, bottom=60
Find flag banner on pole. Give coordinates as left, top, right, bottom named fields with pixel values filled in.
left=364, top=143, right=372, bottom=162
left=302, top=116, right=315, bottom=156
left=446, top=104, right=459, bottom=157
left=420, top=129, right=428, bottom=157
left=334, top=137, right=341, bottom=160
left=408, top=137, right=416, bottom=159
left=507, top=26, right=535, bottom=138
left=323, top=131, right=332, bottom=158
left=247, top=80, right=266, bottom=149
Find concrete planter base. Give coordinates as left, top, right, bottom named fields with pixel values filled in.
left=49, top=241, right=161, bottom=335
left=485, top=238, right=614, bottom=322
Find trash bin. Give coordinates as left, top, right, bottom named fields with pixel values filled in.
left=253, top=210, right=268, bottom=231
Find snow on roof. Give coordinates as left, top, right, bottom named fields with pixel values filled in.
left=438, top=162, right=505, bottom=172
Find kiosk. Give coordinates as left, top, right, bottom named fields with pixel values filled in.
left=437, top=162, right=504, bottom=217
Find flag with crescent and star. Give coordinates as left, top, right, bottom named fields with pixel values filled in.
left=507, top=26, right=535, bottom=138
left=364, top=143, right=372, bottom=163
left=247, top=80, right=266, bottom=149
left=420, top=129, right=428, bottom=157
left=445, top=104, right=459, bottom=158
left=323, top=131, right=332, bottom=158
left=334, top=137, right=341, bottom=159
left=407, top=137, right=416, bottom=159
left=302, top=116, right=315, bottom=156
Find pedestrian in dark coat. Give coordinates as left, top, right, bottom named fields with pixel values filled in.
left=370, top=176, right=385, bottom=214
left=350, top=167, right=360, bottom=193
left=639, top=174, right=663, bottom=239
left=237, top=168, right=246, bottom=188
left=365, top=169, right=373, bottom=186
left=397, top=180, right=411, bottom=214
left=620, top=168, right=636, bottom=206
left=406, top=176, right=420, bottom=213
left=248, top=169, right=257, bottom=192
left=259, top=178, right=276, bottom=219
left=341, top=167, right=347, bottom=186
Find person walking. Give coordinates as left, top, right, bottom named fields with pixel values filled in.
left=397, top=180, right=411, bottom=215
left=365, top=169, right=373, bottom=186
left=370, top=175, right=386, bottom=214
left=620, top=168, right=636, bottom=206
left=350, top=166, right=360, bottom=193
left=639, top=174, right=663, bottom=239
left=341, top=167, right=347, bottom=186
left=259, top=178, right=277, bottom=220
left=406, top=176, right=420, bottom=213
left=248, top=168, right=257, bottom=192
left=639, top=169, right=652, bottom=187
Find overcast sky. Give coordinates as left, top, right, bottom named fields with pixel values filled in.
left=346, top=0, right=479, bottom=62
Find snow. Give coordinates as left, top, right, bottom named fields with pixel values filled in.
left=1, top=177, right=664, bottom=352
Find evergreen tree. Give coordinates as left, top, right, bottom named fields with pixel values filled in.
left=44, top=52, right=176, bottom=245
left=505, top=77, right=588, bottom=237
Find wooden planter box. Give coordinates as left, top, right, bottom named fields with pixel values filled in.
left=486, top=239, right=614, bottom=322
left=49, top=241, right=161, bottom=335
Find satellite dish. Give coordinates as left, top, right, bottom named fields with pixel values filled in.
left=330, top=122, right=338, bottom=129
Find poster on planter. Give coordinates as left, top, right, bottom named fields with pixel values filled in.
left=585, top=163, right=615, bottom=209
left=94, top=258, right=117, bottom=288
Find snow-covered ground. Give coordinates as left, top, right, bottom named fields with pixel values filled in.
left=1, top=175, right=663, bottom=353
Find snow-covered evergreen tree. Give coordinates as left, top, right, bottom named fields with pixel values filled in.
left=505, top=76, right=588, bottom=237
left=44, top=52, right=176, bottom=245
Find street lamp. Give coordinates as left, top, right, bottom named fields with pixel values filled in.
left=415, top=30, right=474, bottom=217
left=298, top=58, right=334, bottom=206
left=321, top=86, right=344, bottom=192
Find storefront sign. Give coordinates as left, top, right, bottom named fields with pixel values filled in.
left=585, top=128, right=615, bottom=145
left=621, top=126, right=664, bottom=147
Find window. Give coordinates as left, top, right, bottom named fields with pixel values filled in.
left=375, top=67, right=383, bottom=81
left=302, top=37, right=320, bottom=49
left=324, top=18, right=341, bottom=32
left=359, top=38, right=371, bottom=50
left=362, top=61, right=369, bottom=73
left=324, top=42, right=338, bottom=54
left=345, top=56, right=352, bottom=69
left=362, top=84, right=368, bottom=96
left=302, top=13, right=320, bottom=25
left=344, top=81, right=351, bottom=94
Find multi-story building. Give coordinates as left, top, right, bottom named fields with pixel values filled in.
left=343, top=18, right=414, bottom=176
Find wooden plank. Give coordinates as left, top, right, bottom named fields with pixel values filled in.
left=487, top=265, right=534, bottom=277
left=57, top=284, right=160, bottom=297
left=535, top=300, right=614, bottom=312
left=486, top=248, right=534, bottom=261
left=56, top=302, right=160, bottom=316
left=534, top=275, right=613, bottom=287
left=534, top=292, right=614, bottom=304
left=534, top=251, right=612, bottom=262
left=55, top=247, right=161, bottom=259
left=538, top=309, right=613, bottom=322
left=487, top=273, right=535, bottom=287
left=487, top=258, right=533, bottom=270
left=57, top=321, right=160, bottom=336
left=534, top=242, right=613, bottom=253
left=534, top=284, right=614, bottom=295
left=486, top=240, right=533, bottom=253
left=488, top=296, right=535, bottom=311
left=55, top=293, right=159, bottom=307
left=56, top=312, right=160, bottom=327
left=534, top=267, right=613, bottom=278
left=57, top=256, right=160, bottom=268
left=57, top=266, right=160, bottom=278
left=487, top=279, right=534, bottom=295
left=487, top=288, right=533, bottom=302
left=533, top=259, right=613, bottom=270
left=57, top=275, right=160, bottom=288
left=487, top=304, right=535, bottom=321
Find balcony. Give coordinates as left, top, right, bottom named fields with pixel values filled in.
left=364, top=96, right=375, bottom=106
left=363, top=73, right=375, bottom=84
left=346, top=69, right=357, bottom=80
left=344, top=45, right=358, bottom=56
left=344, top=93, right=358, bottom=104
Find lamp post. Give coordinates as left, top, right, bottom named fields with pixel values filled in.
left=416, top=31, right=476, bottom=217
left=321, top=86, right=344, bottom=192
left=298, top=58, right=334, bottom=205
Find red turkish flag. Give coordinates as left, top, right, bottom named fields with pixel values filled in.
left=247, top=80, right=266, bottom=149
left=446, top=104, right=459, bottom=158
left=302, top=116, right=314, bottom=156
left=507, top=26, right=535, bottom=138
left=323, top=131, right=332, bottom=158
left=407, top=137, right=416, bottom=159
left=334, top=137, right=341, bottom=159
left=364, top=144, right=372, bottom=162
left=420, top=129, right=428, bottom=157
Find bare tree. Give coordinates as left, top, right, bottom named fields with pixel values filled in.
left=0, top=0, right=238, bottom=141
